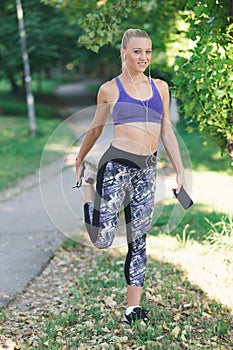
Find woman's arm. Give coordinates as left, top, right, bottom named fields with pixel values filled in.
left=159, top=80, right=186, bottom=193
left=75, top=83, right=112, bottom=178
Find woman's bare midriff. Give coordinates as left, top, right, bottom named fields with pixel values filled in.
left=112, top=122, right=161, bottom=155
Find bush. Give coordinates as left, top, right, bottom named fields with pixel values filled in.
left=172, top=1, right=233, bottom=158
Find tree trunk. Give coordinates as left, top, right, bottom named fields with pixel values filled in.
left=16, top=0, right=37, bottom=135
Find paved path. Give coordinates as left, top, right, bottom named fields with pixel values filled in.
left=0, top=81, right=97, bottom=308
left=0, top=79, right=232, bottom=309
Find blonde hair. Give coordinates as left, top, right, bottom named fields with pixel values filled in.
left=121, top=28, right=150, bottom=49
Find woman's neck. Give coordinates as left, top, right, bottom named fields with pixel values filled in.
left=121, top=69, right=147, bottom=84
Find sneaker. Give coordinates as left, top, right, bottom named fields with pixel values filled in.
left=123, top=307, right=149, bottom=325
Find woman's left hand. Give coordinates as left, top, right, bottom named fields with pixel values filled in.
left=172, top=172, right=186, bottom=196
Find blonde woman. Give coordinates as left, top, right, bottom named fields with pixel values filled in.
left=75, top=28, right=186, bottom=324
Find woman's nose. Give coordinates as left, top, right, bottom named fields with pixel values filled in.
left=140, top=51, right=147, bottom=60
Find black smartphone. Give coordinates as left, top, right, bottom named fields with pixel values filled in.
left=173, top=186, right=193, bottom=210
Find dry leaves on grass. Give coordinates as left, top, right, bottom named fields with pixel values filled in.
left=0, top=244, right=100, bottom=349
left=1, top=244, right=233, bottom=349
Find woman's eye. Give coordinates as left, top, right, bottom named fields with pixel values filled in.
left=146, top=51, right=152, bottom=54
left=134, top=50, right=140, bottom=54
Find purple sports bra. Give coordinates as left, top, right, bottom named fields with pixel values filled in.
left=112, top=76, right=163, bottom=125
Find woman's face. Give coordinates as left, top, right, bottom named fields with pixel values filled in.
left=123, top=37, right=152, bottom=73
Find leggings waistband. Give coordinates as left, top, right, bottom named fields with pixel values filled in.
left=98, top=144, right=158, bottom=169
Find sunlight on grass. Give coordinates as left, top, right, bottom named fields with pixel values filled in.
left=147, top=233, right=233, bottom=312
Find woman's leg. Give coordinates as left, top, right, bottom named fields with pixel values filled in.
left=83, top=184, right=95, bottom=203
left=84, top=161, right=128, bottom=248
left=124, top=234, right=147, bottom=305
left=124, top=166, right=156, bottom=307
left=127, top=285, right=143, bottom=306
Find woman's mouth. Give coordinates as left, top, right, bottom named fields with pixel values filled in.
left=138, top=62, right=148, bottom=67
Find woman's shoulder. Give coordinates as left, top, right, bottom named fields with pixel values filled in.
left=152, top=78, right=169, bottom=99
left=98, top=77, right=118, bottom=103
left=99, top=78, right=117, bottom=92
left=152, top=78, right=169, bottom=90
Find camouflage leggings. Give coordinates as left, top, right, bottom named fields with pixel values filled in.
left=84, top=145, right=157, bottom=287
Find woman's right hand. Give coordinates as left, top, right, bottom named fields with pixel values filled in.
left=76, top=159, right=84, bottom=186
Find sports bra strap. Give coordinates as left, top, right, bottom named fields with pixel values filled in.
left=115, top=76, right=124, bottom=92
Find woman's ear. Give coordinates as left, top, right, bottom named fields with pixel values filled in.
left=120, top=48, right=126, bottom=60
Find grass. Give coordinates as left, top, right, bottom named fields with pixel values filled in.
left=1, top=221, right=232, bottom=349
left=204, top=215, right=233, bottom=250
left=30, top=249, right=232, bottom=349
left=151, top=201, right=229, bottom=243
left=0, top=78, right=74, bottom=191
left=0, top=77, right=66, bottom=95
left=0, top=115, right=73, bottom=191
left=0, top=78, right=65, bottom=117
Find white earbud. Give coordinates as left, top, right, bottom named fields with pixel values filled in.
left=148, top=64, right=151, bottom=83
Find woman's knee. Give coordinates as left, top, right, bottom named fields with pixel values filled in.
left=93, top=227, right=116, bottom=249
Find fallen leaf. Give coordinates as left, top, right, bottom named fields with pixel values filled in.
left=171, top=325, right=181, bottom=338
left=104, top=295, right=117, bottom=308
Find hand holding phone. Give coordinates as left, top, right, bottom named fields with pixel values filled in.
left=173, top=186, right=193, bottom=210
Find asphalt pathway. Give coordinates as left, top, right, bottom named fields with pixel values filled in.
left=0, top=81, right=97, bottom=308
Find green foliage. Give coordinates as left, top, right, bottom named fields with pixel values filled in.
left=44, top=0, right=187, bottom=71
left=0, top=0, right=78, bottom=91
left=172, top=0, right=233, bottom=156
left=42, top=0, right=142, bottom=53
left=78, top=0, right=141, bottom=52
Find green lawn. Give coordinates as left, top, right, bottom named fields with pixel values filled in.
left=0, top=115, right=73, bottom=191
left=0, top=79, right=74, bottom=191
left=0, top=77, right=66, bottom=95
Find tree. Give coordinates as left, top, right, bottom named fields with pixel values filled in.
left=16, top=0, right=36, bottom=135
left=41, top=0, right=141, bottom=52
left=0, top=0, right=78, bottom=93
left=172, top=0, right=233, bottom=159
left=0, top=1, right=23, bottom=93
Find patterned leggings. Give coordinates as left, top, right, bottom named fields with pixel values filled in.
left=84, top=145, right=157, bottom=287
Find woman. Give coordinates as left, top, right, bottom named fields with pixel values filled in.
left=75, top=28, right=186, bottom=324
